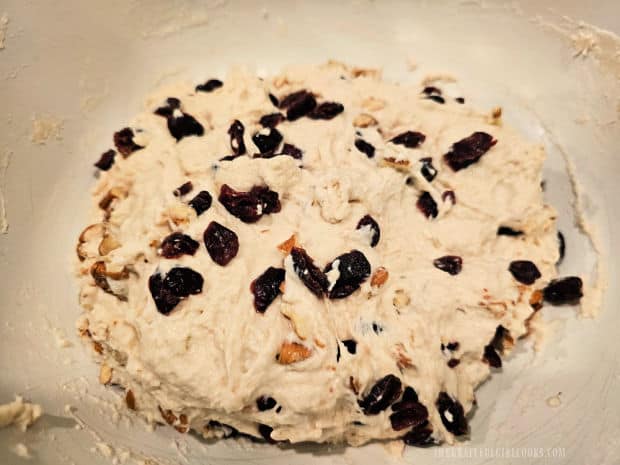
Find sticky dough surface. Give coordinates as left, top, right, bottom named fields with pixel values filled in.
left=76, top=63, right=560, bottom=445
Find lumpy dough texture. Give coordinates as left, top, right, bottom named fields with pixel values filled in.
left=76, top=62, right=561, bottom=446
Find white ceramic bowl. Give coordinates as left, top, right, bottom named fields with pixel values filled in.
left=1, top=1, right=619, bottom=464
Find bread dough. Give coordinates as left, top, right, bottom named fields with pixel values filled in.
left=75, top=62, right=562, bottom=446
left=0, top=396, right=42, bottom=431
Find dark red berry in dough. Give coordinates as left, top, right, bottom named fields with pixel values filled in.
left=204, top=221, right=239, bottom=266
left=444, top=132, right=496, bottom=171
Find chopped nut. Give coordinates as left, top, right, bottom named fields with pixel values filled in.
left=489, top=106, right=502, bottom=125
left=277, top=234, right=297, bottom=254
left=362, top=97, right=386, bottom=111
left=349, top=376, right=360, bottom=395
left=158, top=406, right=177, bottom=425
left=371, top=267, right=389, bottom=287
left=93, top=341, right=103, bottom=354
left=90, top=261, right=129, bottom=301
left=394, top=343, right=414, bottom=369
left=166, top=203, right=196, bottom=226
left=98, top=234, right=121, bottom=256
left=174, top=425, right=188, bottom=434
left=277, top=341, right=312, bottom=365
left=351, top=67, right=381, bottom=79
left=353, top=113, right=378, bottom=128
left=393, top=289, right=411, bottom=309
left=529, top=289, right=544, bottom=311
left=381, top=157, right=410, bottom=172
left=314, top=338, right=326, bottom=348
left=105, top=263, right=130, bottom=280
left=98, top=186, right=127, bottom=211
left=125, top=389, right=136, bottom=410
left=281, top=305, right=309, bottom=340
left=99, top=363, right=112, bottom=385
left=77, top=223, right=105, bottom=261
left=179, top=414, right=188, bottom=425
left=326, top=59, right=349, bottom=71
left=273, top=75, right=290, bottom=89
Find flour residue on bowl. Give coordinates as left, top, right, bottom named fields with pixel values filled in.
left=0, top=13, right=9, bottom=50
left=30, top=114, right=64, bottom=145
left=0, top=149, right=10, bottom=234
left=0, top=396, right=43, bottom=431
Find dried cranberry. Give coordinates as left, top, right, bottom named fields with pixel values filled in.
left=258, top=424, right=275, bottom=443
left=256, top=396, right=277, bottom=411
left=426, top=95, right=445, bottom=104
left=252, top=127, right=283, bottom=154
left=354, top=138, right=375, bottom=158
left=207, top=420, right=239, bottom=438
left=401, top=386, right=419, bottom=404
left=219, top=154, right=242, bottom=162
left=154, top=97, right=181, bottom=117
left=358, top=374, right=402, bottom=415
left=422, top=86, right=442, bottom=95
left=342, top=339, right=357, bottom=354
left=446, top=342, right=459, bottom=351
left=429, top=192, right=448, bottom=209
left=324, top=250, right=371, bottom=299
left=290, top=247, right=328, bottom=297
left=497, top=226, right=524, bottom=237
left=149, top=267, right=204, bottom=315
left=483, top=344, right=502, bottom=368
left=444, top=132, right=497, bottom=171
left=188, top=190, right=212, bottom=215
left=447, top=358, right=460, bottom=368
left=167, top=111, right=204, bottom=141
left=251, top=267, right=285, bottom=313
left=218, top=184, right=281, bottom=223
left=419, top=157, right=437, bottom=182
left=509, top=260, right=541, bottom=285
left=389, top=402, right=428, bottom=431
left=417, top=192, right=438, bottom=219
left=489, top=325, right=511, bottom=352
left=195, top=79, right=223, bottom=92
left=402, top=421, right=434, bottom=446
left=390, top=131, right=426, bottom=148
left=356, top=215, right=380, bottom=247
left=94, top=149, right=116, bottom=171
left=159, top=232, right=199, bottom=259
left=204, top=221, right=239, bottom=266
left=543, top=277, right=583, bottom=305
left=557, top=231, right=566, bottom=264
left=228, top=120, right=246, bottom=156
left=148, top=274, right=179, bottom=315
left=280, top=143, right=303, bottom=159
left=279, top=90, right=317, bottom=121
left=173, top=181, right=193, bottom=197
left=114, top=128, right=143, bottom=157
left=433, top=256, right=463, bottom=275
left=279, top=90, right=309, bottom=108
left=308, top=102, right=344, bottom=120
left=259, top=113, right=285, bottom=128
left=436, top=392, right=468, bottom=436
left=268, top=93, right=279, bottom=107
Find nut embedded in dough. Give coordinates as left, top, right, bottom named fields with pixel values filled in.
left=371, top=267, right=389, bottom=287
left=353, top=113, right=379, bottom=128
left=277, top=341, right=312, bottom=365
left=361, top=96, right=386, bottom=111
left=98, top=363, right=112, bottom=385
